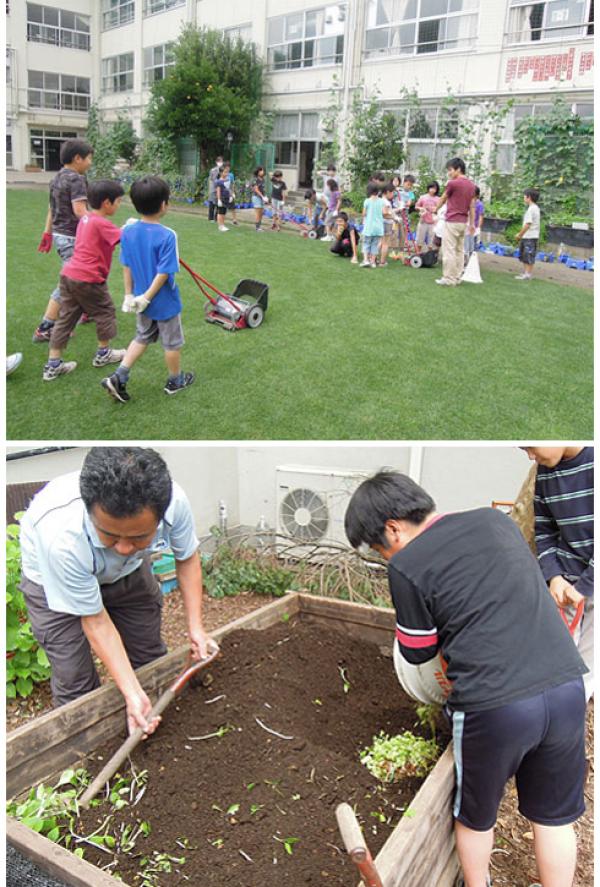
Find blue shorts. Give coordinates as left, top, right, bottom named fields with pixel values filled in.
left=363, top=235, right=382, bottom=256
left=447, top=678, right=586, bottom=831
left=251, top=195, right=264, bottom=209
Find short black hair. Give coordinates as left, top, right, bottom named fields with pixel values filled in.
left=366, top=183, right=381, bottom=197
left=344, top=470, right=436, bottom=550
left=337, top=211, right=349, bottom=222
left=60, top=139, right=94, bottom=165
left=447, top=157, right=466, bottom=174
left=87, top=179, right=125, bottom=209
left=218, top=164, right=230, bottom=173
left=80, top=447, right=173, bottom=522
left=524, top=188, right=540, bottom=203
left=254, top=166, right=264, bottom=176
left=383, top=182, right=395, bottom=194
left=272, top=170, right=283, bottom=178
left=403, top=175, right=416, bottom=184
left=474, top=185, right=481, bottom=197
left=129, top=175, right=170, bottom=215
left=427, top=181, right=440, bottom=195
left=304, top=189, right=316, bottom=199
left=327, top=164, right=337, bottom=172
left=327, top=178, right=338, bottom=190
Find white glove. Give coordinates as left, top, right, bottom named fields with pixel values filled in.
left=122, top=217, right=138, bottom=229
left=133, top=295, right=151, bottom=313
left=217, top=200, right=223, bottom=208
left=121, top=293, right=136, bottom=313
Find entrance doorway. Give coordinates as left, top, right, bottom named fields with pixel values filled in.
left=30, top=129, right=77, bottom=170
left=298, top=141, right=316, bottom=188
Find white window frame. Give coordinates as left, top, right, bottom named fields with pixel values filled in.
left=504, top=0, right=594, bottom=45
left=143, top=42, right=175, bottom=86
left=102, top=0, right=135, bottom=31
left=403, top=103, right=461, bottom=169
left=364, top=0, right=479, bottom=59
left=223, top=22, right=253, bottom=41
left=101, top=53, right=134, bottom=93
left=27, top=71, right=91, bottom=112
left=272, top=111, right=322, bottom=167
left=267, top=5, right=346, bottom=72
left=27, top=4, right=91, bottom=51
left=143, top=0, right=184, bottom=17
left=30, top=127, right=78, bottom=170
left=6, top=134, right=13, bottom=168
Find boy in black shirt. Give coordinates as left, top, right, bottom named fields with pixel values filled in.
left=345, top=470, right=587, bottom=887
left=330, top=212, right=359, bottom=262
left=33, top=139, right=93, bottom=342
left=270, top=171, right=287, bottom=231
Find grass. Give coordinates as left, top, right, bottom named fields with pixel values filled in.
left=6, top=189, right=593, bottom=440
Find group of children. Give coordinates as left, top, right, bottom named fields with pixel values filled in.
left=35, top=139, right=194, bottom=402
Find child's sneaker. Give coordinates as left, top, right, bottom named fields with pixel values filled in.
left=164, top=372, right=195, bottom=396
left=92, top=348, right=127, bottom=368
left=32, top=324, right=53, bottom=343
left=218, top=225, right=229, bottom=232
left=350, top=257, right=358, bottom=264
left=514, top=273, right=531, bottom=279
left=42, top=360, right=77, bottom=381
left=101, top=373, right=130, bottom=403
left=360, top=260, right=371, bottom=267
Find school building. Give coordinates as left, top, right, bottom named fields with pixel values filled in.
left=6, top=0, right=594, bottom=188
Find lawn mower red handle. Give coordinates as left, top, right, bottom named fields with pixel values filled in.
left=559, top=599, right=585, bottom=636
left=336, top=803, right=384, bottom=887
left=80, top=648, right=220, bottom=808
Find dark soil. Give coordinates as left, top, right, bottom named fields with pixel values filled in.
left=75, top=618, right=446, bottom=886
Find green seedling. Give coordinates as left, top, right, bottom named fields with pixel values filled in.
left=415, top=703, right=440, bottom=740
left=274, top=835, right=300, bottom=855
left=291, top=793, right=301, bottom=801
left=246, top=782, right=256, bottom=791
left=338, top=666, right=351, bottom=694
left=360, top=731, right=440, bottom=782
left=249, top=803, right=265, bottom=815
left=313, top=698, right=323, bottom=706
left=281, top=613, right=291, bottom=623
left=138, top=850, right=185, bottom=886
left=226, top=803, right=240, bottom=818
left=370, top=810, right=386, bottom=823
left=264, top=778, right=284, bottom=796
left=187, top=724, right=235, bottom=741
left=210, top=837, right=225, bottom=849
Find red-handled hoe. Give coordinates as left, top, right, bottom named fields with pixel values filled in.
left=80, top=648, right=220, bottom=809
left=336, top=802, right=385, bottom=887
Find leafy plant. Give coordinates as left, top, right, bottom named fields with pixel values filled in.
left=360, top=731, right=440, bottom=782
left=6, top=518, right=52, bottom=698
left=274, top=835, right=300, bottom=855
left=138, top=850, right=185, bottom=886
left=203, top=544, right=297, bottom=599
left=86, top=104, right=138, bottom=178
left=338, top=666, right=351, bottom=694
left=415, top=704, right=440, bottom=740
left=7, top=768, right=88, bottom=842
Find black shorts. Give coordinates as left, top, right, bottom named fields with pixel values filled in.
left=446, top=678, right=586, bottom=831
left=217, top=205, right=227, bottom=216
left=519, top=238, right=538, bottom=265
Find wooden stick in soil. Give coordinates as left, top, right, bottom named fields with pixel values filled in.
left=336, top=802, right=385, bottom=887
left=79, top=648, right=220, bottom=809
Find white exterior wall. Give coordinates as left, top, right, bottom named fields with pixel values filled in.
left=5, top=0, right=594, bottom=176
left=7, top=446, right=529, bottom=539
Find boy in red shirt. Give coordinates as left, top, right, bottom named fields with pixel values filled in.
left=43, top=180, right=126, bottom=381
left=434, top=158, right=475, bottom=286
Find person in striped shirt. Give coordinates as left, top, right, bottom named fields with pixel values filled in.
left=523, top=446, right=594, bottom=700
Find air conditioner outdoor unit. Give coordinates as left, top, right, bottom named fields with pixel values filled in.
left=276, top=466, right=368, bottom=552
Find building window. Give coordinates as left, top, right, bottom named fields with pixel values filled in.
left=506, top=0, right=593, bottom=43
left=143, top=0, right=184, bottom=16
left=365, top=0, right=479, bottom=58
left=267, top=4, right=346, bottom=71
left=102, top=0, right=134, bottom=30
left=27, top=4, right=91, bottom=50
left=223, top=22, right=253, bottom=41
left=405, top=104, right=461, bottom=168
left=102, top=53, right=134, bottom=93
left=7, top=134, right=13, bottom=167
left=28, top=71, right=91, bottom=111
left=30, top=127, right=77, bottom=170
left=143, top=43, right=175, bottom=85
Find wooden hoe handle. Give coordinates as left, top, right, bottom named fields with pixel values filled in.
left=336, top=803, right=385, bottom=887
left=79, top=649, right=219, bottom=809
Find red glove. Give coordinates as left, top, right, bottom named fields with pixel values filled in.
left=38, top=232, right=53, bottom=253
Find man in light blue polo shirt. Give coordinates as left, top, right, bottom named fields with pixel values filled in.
left=20, top=447, right=218, bottom=736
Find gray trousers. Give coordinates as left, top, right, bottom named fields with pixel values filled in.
left=21, top=557, right=167, bottom=707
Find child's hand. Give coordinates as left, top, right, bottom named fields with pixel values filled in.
left=37, top=232, right=53, bottom=253
left=133, top=295, right=151, bottom=313
left=122, top=218, right=138, bottom=229
left=121, top=293, right=136, bottom=313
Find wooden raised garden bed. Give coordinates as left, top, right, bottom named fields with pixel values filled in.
left=7, top=594, right=459, bottom=887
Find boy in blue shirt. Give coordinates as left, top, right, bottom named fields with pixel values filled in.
left=101, top=176, right=194, bottom=402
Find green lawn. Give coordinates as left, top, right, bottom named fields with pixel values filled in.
left=6, top=189, right=593, bottom=440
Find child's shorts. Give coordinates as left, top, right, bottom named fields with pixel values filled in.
left=362, top=235, right=382, bottom=256
left=271, top=199, right=284, bottom=214
left=383, top=220, right=394, bottom=237
left=446, top=677, right=586, bottom=831
left=135, top=313, right=185, bottom=350
left=251, top=195, right=264, bottom=209
left=51, top=275, right=117, bottom=349
left=217, top=204, right=227, bottom=215
left=519, top=238, right=538, bottom=265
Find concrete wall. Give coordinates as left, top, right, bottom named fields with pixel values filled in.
left=6, top=445, right=530, bottom=539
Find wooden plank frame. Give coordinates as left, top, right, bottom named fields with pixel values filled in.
left=7, top=593, right=459, bottom=887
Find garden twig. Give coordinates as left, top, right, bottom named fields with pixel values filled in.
left=255, top=717, right=294, bottom=740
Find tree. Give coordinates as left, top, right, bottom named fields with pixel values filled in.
left=147, top=26, right=264, bottom=167
left=86, top=104, right=138, bottom=178
left=344, top=87, right=405, bottom=187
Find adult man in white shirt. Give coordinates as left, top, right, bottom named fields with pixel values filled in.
left=20, top=447, right=218, bottom=735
